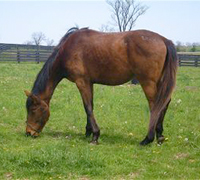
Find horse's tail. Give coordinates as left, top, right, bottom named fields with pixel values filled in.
left=151, top=40, right=178, bottom=123
left=143, top=39, right=178, bottom=144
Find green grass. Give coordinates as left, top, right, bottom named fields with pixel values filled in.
left=0, top=63, right=200, bottom=180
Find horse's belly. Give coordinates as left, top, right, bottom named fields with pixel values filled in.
left=92, top=67, right=134, bottom=85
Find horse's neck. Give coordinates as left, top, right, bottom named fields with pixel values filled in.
left=32, top=68, right=62, bottom=106
left=38, top=81, right=54, bottom=105
left=39, top=75, right=62, bottom=105
left=31, top=39, right=65, bottom=105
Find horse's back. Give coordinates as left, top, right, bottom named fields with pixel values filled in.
left=63, top=29, right=167, bottom=85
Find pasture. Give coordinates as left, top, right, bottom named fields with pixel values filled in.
left=0, top=63, right=200, bottom=179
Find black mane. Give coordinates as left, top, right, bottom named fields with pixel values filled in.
left=31, top=27, right=81, bottom=95
left=26, top=27, right=85, bottom=111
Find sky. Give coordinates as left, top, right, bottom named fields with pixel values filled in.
left=0, top=0, right=200, bottom=45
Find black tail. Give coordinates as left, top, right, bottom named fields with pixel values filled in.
left=152, top=40, right=178, bottom=117
left=141, top=40, right=178, bottom=144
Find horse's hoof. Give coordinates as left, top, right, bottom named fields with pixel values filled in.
left=90, top=140, right=99, bottom=145
left=157, top=136, right=165, bottom=145
left=85, top=131, right=92, bottom=137
left=140, top=136, right=154, bottom=146
left=25, top=132, right=31, bottom=137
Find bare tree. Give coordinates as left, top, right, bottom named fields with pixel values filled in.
left=45, top=38, right=54, bottom=46
left=24, top=41, right=33, bottom=45
left=191, top=43, right=198, bottom=52
left=99, top=24, right=115, bottom=32
left=186, top=42, right=192, bottom=47
left=106, top=0, right=148, bottom=32
left=32, top=32, right=46, bottom=46
left=176, top=41, right=183, bottom=52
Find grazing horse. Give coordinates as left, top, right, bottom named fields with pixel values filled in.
left=25, top=27, right=178, bottom=145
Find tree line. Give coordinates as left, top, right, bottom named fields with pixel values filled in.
left=176, top=41, right=200, bottom=52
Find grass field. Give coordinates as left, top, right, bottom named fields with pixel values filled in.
left=0, top=63, right=200, bottom=180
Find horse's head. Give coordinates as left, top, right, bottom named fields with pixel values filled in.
left=24, top=90, right=50, bottom=138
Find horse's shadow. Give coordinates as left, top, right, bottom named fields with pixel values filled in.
left=44, top=130, right=140, bottom=146
left=100, top=133, right=140, bottom=146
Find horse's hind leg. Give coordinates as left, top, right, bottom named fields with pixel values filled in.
left=156, top=99, right=170, bottom=144
left=76, top=79, right=100, bottom=144
left=140, top=80, right=171, bottom=145
left=139, top=80, right=157, bottom=145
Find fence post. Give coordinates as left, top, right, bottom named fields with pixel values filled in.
left=179, top=59, right=181, bottom=67
left=194, top=56, right=198, bottom=67
left=178, top=54, right=182, bottom=67
left=36, top=46, right=39, bottom=63
left=17, top=46, right=20, bottom=63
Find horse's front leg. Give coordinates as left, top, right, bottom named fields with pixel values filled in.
left=85, top=117, right=93, bottom=137
left=76, top=79, right=100, bottom=144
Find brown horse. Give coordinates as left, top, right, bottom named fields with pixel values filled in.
left=25, top=27, right=178, bottom=145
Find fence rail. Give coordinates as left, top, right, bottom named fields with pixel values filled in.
left=0, top=43, right=54, bottom=63
left=178, top=53, right=200, bottom=67
left=1, top=43, right=200, bottom=67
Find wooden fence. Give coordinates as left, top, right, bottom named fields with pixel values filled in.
left=0, top=43, right=200, bottom=67
left=178, top=53, right=200, bottom=67
left=0, top=43, right=54, bottom=63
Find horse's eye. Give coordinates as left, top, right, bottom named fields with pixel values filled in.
left=40, top=107, right=45, bottom=112
left=31, top=106, right=39, bottom=112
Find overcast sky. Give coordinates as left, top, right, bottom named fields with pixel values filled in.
left=0, top=0, right=199, bottom=45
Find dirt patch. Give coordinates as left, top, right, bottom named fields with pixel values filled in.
left=174, top=153, right=189, bottom=160
left=185, top=86, right=199, bottom=92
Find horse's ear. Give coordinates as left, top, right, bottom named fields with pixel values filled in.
left=24, top=90, right=41, bottom=105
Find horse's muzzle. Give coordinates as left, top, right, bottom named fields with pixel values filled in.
left=25, top=131, right=39, bottom=138
left=25, top=126, right=40, bottom=138
left=25, top=122, right=41, bottom=138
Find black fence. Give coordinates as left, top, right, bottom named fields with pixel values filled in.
left=1, top=43, right=200, bottom=67
left=178, top=53, right=200, bottom=67
left=0, top=43, right=54, bottom=63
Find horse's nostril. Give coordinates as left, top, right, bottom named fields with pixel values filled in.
left=31, top=135, right=38, bottom=138
left=25, top=132, right=31, bottom=137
